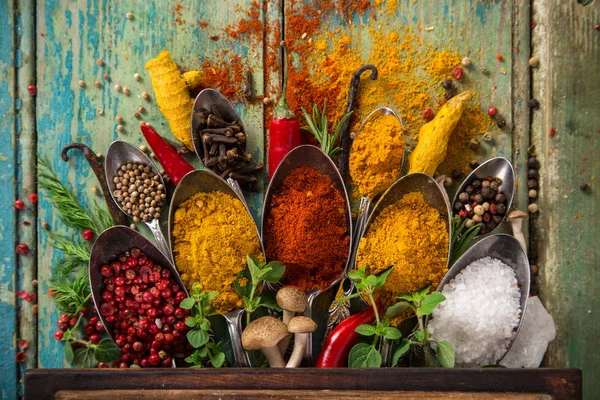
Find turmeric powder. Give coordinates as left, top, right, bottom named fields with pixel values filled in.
left=349, top=113, right=404, bottom=199
left=357, top=192, right=449, bottom=309
left=145, top=51, right=203, bottom=150
left=171, top=191, right=262, bottom=314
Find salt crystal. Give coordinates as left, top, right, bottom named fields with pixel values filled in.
left=500, top=296, right=556, bottom=368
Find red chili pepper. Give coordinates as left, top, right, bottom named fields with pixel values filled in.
left=268, top=41, right=301, bottom=178
left=316, top=303, right=379, bottom=368
left=140, top=125, right=194, bottom=186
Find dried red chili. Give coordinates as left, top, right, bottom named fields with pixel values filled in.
left=264, top=167, right=349, bottom=292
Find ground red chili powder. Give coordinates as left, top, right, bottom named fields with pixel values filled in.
left=265, top=166, right=350, bottom=292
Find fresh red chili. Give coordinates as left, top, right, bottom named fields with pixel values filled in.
left=268, top=41, right=301, bottom=178
left=316, top=303, right=378, bottom=368
left=140, top=125, right=194, bottom=186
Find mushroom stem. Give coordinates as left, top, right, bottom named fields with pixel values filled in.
left=509, top=219, right=526, bottom=249
left=278, top=310, right=295, bottom=353
left=262, top=346, right=286, bottom=368
left=285, top=333, right=308, bottom=368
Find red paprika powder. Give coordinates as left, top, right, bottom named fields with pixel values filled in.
left=265, top=166, right=349, bottom=292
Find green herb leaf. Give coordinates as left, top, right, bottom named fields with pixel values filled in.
left=414, top=330, right=425, bottom=342
left=375, top=266, right=393, bottom=288
left=392, top=339, right=410, bottom=366
left=396, top=293, right=413, bottom=302
left=73, top=348, right=97, bottom=368
left=185, top=316, right=198, bottom=328
left=355, top=324, right=377, bottom=337
left=385, top=301, right=412, bottom=319
left=381, top=327, right=402, bottom=340
left=436, top=341, right=455, bottom=368
left=199, top=319, right=211, bottom=331
left=261, top=261, right=285, bottom=283
left=94, top=339, right=121, bottom=363
left=64, top=341, right=74, bottom=364
left=417, top=286, right=431, bottom=299
left=210, top=351, right=226, bottom=368
left=424, top=347, right=441, bottom=368
left=246, top=255, right=262, bottom=282
left=187, top=328, right=209, bottom=348
left=348, top=343, right=382, bottom=368
left=364, top=275, right=378, bottom=287
left=336, top=292, right=361, bottom=303
left=348, top=268, right=365, bottom=281
left=180, top=297, right=196, bottom=310
left=417, top=292, right=446, bottom=316
left=233, top=269, right=252, bottom=298
left=257, top=292, right=282, bottom=311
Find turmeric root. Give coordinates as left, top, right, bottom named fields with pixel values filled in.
left=145, top=51, right=202, bottom=150
left=408, top=91, right=472, bottom=175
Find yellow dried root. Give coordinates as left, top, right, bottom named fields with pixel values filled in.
left=145, top=51, right=202, bottom=150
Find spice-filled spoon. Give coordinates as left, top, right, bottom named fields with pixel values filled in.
left=426, top=233, right=530, bottom=365
left=191, top=88, right=259, bottom=202
left=105, top=141, right=171, bottom=261
left=357, top=172, right=452, bottom=366
left=327, top=107, right=407, bottom=330
left=452, top=156, right=515, bottom=237
left=261, top=145, right=353, bottom=365
left=168, top=169, right=264, bottom=367
left=89, top=226, right=188, bottom=367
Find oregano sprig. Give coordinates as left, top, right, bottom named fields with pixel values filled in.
left=59, top=314, right=120, bottom=367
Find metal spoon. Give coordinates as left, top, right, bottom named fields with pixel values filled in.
left=327, top=107, right=407, bottom=331
left=452, top=156, right=515, bottom=236
left=89, top=226, right=188, bottom=343
left=428, top=233, right=530, bottom=364
left=261, top=145, right=353, bottom=365
left=191, top=88, right=248, bottom=207
left=358, top=172, right=452, bottom=366
left=105, top=141, right=172, bottom=261
left=168, top=169, right=264, bottom=367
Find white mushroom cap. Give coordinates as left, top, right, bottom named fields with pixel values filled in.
left=507, top=209, right=528, bottom=221
left=287, top=316, right=317, bottom=334
left=276, top=286, right=308, bottom=313
left=242, top=316, right=288, bottom=351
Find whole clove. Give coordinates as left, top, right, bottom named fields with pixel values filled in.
left=203, top=127, right=234, bottom=137
left=207, top=114, right=233, bottom=129
left=229, top=172, right=257, bottom=184
left=202, top=134, right=238, bottom=145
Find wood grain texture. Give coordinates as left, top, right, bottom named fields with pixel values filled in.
left=530, top=1, right=600, bottom=399
left=24, top=368, right=582, bottom=400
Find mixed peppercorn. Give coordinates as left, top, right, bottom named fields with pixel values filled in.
left=454, top=176, right=508, bottom=235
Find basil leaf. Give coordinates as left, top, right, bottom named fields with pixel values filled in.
left=392, top=338, right=410, bottom=366
left=381, top=327, right=401, bottom=340
left=94, top=339, right=120, bottom=363
left=73, top=348, right=97, bottom=368
left=64, top=341, right=74, bottom=364
left=185, top=316, right=197, bottom=328
left=199, top=319, right=211, bottom=331
left=385, top=301, right=412, bottom=319
left=210, top=351, right=225, bottom=368
left=348, top=343, right=382, bottom=368
left=355, top=324, right=377, bottom=337
left=179, top=297, right=195, bottom=310
left=187, top=328, right=209, bottom=348
left=436, top=340, right=455, bottom=368
left=261, top=261, right=285, bottom=283
left=375, top=266, right=393, bottom=288
left=417, top=292, right=446, bottom=316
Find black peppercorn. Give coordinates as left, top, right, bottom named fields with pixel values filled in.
left=493, top=215, right=503, bottom=224
left=458, top=192, right=469, bottom=203
left=497, top=118, right=506, bottom=129
left=452, top=169, right=463, bottom=179
left=490, top=181, right=500, bottom=191
left=527, top=156, right=539, bottom=169
left=454, top=201, right=463, bottom=212
left=444, top=91, right=454, bottom=101
left=496, top=203, right=507, bottom=215
left=529, top=98, right=540, bottom=109
left=527, top=179, right=539, bottom=190
left=580, top=182, right=589, bottom=191
left=469, top=138, right=480, bottom=150
left=481, top=187, right=495, bottom=199
left=442, top=79, right=453, bottom=90
left=527, top=169, right=539, bottom=179
left=495, top=193, right=506, bottom=203
left=465, top=185, right=474, bottom=194
left=472, top=180, right=482, bottom=189
left=469, top=160, right=480, bottom=169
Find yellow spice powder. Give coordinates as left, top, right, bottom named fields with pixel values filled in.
left=349, top=113, right=404, bottom=199
left=357, top=192, right=449, bottom=309
left=172, top=191, right=262, bottom=314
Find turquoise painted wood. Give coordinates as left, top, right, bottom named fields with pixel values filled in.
left=1, top=0, right=598, bottom=399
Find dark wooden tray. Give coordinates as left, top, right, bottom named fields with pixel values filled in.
left=25, top=368, right=581, bottom=399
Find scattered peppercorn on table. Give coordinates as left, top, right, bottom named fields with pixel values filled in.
left=2, top=0, right=598, bottom=399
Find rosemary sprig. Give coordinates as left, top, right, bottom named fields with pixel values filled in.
left=37, top=156, right=100, bottom=234
left=93, top=199, right=114, bottom=233
left=47, top=270, right=92, bottom=316
left=302, top=100, right=354, bottom=158
left=47, top=230, right=90, bottom=263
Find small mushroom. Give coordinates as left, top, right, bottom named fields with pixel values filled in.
left=285, top=316, right=317, bottom=368
left=507, top=209, right=528, bottom=249
left=276, top=286, right=307, bottom=353
left=242, top=316, right=287, bottom=368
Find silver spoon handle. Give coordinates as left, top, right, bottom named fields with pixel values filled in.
left=223, top=309, right=251, bottom=367
left=147, top=219, right=172, bottom=264
left=227, top=178, right=249, bottom=209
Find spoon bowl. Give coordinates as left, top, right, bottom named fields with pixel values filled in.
left=89, top=226, right=188, bottom=342
left=261, top=145, right=353, bottom=364
left=452, top=157, right=515, bottom=236
left=168, top=169, right=263, bottom=367
left=105, top=140, right=171, bottom=260
left=431, top=233, right=530, bottom=364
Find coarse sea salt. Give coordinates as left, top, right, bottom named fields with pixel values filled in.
left=428, top=257, right=521, bottom=366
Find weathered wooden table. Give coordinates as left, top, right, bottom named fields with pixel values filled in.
left=1, top=0, right=598, bottom=399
